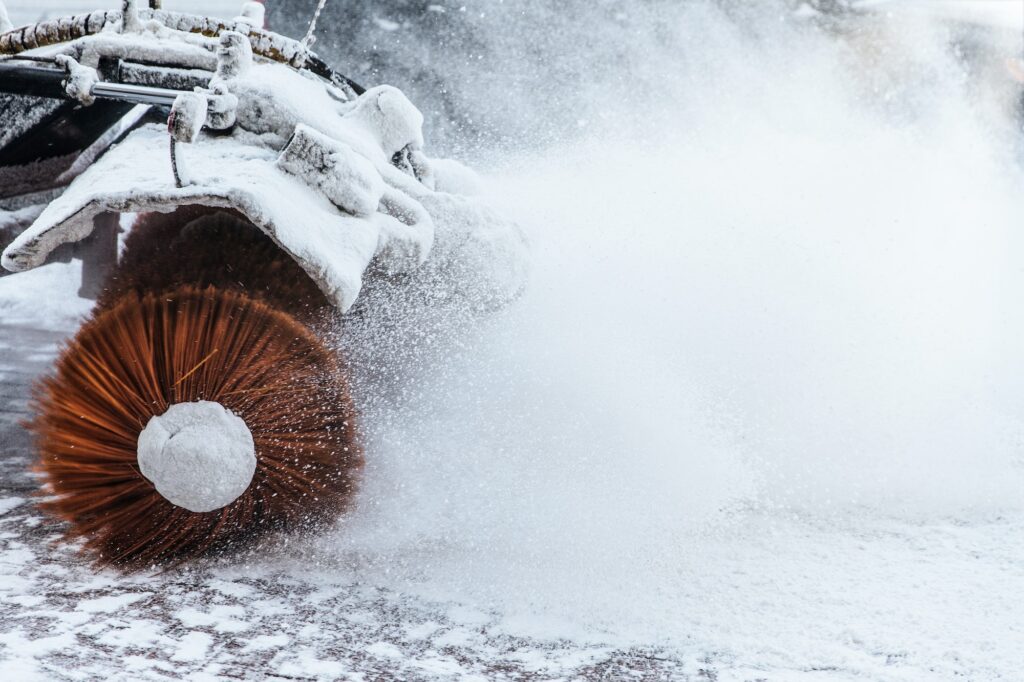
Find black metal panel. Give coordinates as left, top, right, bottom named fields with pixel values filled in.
left=0, top=98, right=133, bottom=168
left=0, top=63, right=69, bottom=99
left=0, top=62, right=135, bottom=199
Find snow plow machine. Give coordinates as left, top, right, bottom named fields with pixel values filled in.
left=0, top=0, right=526, bottom=569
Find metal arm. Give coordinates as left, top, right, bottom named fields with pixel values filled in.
left=0, top=62, right=182, bottom=105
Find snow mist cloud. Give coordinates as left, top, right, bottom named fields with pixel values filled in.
left=305, top=0, right=1024, bottom=645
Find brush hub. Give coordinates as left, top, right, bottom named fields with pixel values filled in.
left=137, top=401, right=257, bottom=513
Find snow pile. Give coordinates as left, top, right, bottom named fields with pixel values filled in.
left=137, top=400, right=256, bottom=513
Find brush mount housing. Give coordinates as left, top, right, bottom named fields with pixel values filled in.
left=0, top=0, right=527, bottom=312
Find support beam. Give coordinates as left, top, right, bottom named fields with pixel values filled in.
left=76, top=212, right=119, bottom=299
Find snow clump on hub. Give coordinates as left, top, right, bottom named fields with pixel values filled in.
left=137, top=401, right=257, bottom=513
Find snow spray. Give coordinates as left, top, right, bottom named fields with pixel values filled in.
left=302, top=0, right=1024, bottom=653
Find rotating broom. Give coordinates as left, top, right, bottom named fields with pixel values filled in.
left=0, top=0, right=527, bottom=569
left=3, top=0, right=369, bottom=569
left=33, top=209, right=362, bottom=569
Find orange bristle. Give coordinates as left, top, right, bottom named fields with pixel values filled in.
left=97, top=207, right=333, bottom=326
left=31, top=207, right=361, bottom=569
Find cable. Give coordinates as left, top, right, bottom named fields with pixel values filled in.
left=303, top=0, right=330, bottom=48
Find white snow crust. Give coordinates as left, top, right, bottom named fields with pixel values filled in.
left=2, top=53, right=527, bottom=312
left=169, top=92, right=208, bottom=144
left=3, top=123, right=384, bottom=311
left=137, top=401, right=256, bottom=513
left=54, top=55, right=98, bottom=106
left=276, top=124, right=385, bottom=219
left=213, top=30, right=252, bottom=80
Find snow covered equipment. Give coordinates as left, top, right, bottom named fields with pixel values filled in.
left=0, top=0, right=528, bottom=568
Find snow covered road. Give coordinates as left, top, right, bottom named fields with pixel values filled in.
left=2, top=314, right=1022, bottom=679
left=0, top=321, right=696, bottom=681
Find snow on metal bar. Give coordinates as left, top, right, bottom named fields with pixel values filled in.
left=1, top=124, right=380, bottom=311
left=0, top=15, right=526, bottom=314
left=0, top=8, right=310, bottom=69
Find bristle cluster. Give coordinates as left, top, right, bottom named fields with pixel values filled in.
left=32, top=285, right=361, bottom=569
left=97, top=207, right=332, bottom=326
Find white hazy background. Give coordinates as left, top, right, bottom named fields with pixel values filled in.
left=298, top=0, right=1024, bottom=659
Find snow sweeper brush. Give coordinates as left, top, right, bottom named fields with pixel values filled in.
left=0, top=0, right=528, bottom=569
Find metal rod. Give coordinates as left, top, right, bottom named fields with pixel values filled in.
left=0, top=63, right=68, bottom=98
left=0, top=9, right=365, bottom=95
left=0, top=63, right=185, bottom=105
left=91, top=82, right=181, bottom=106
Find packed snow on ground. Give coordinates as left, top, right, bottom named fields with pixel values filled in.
left=0, top=260, right=90, bottom=330
left=3, top=1, right=1024, bottom=680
